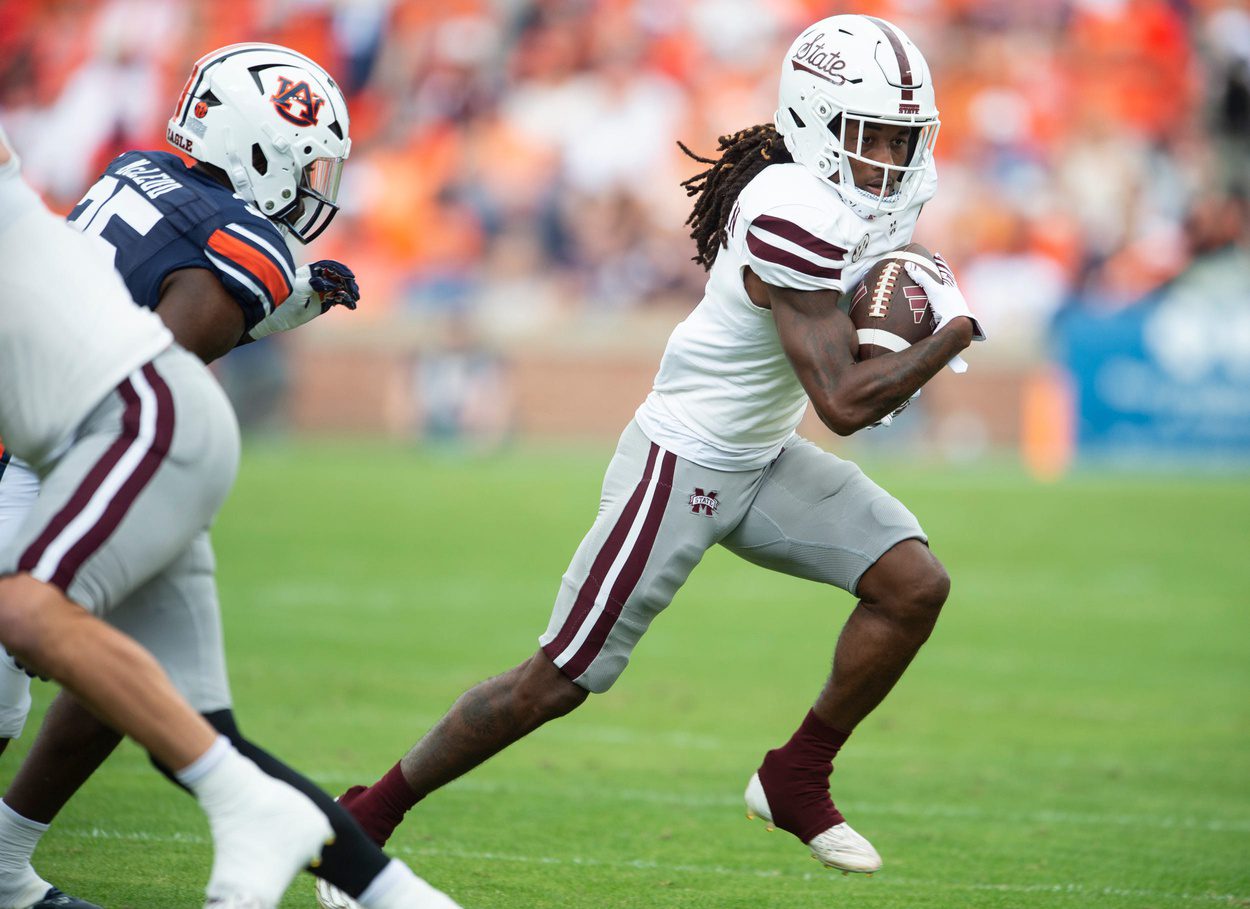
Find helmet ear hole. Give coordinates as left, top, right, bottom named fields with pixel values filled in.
left=788, top=108, right=806, bottom=129
left=251, top=144, right=268, bottom=176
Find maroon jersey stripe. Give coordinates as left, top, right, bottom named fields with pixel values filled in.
left=747, top=231, right=842, bottom=280
left=752, top=215, right=847, bottom=263
left=48, top=364, right=177, bottom=592
left=560, top=450, right=677, bottom=681
left=543, top=443, right=660, bottom=662
left=866, top=17, right=917, bottom=102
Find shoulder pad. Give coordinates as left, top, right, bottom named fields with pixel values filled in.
left=736, top=165, right=857, bottom=293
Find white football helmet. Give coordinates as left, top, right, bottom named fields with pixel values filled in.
left=167, top=43, right=351, bottom=242
left=775, top=15, right=939, bottom=213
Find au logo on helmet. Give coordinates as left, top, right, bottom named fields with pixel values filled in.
left=270, top=77, right=324, bottom=127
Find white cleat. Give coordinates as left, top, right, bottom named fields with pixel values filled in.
left=805, top=823, right=883, bottom=875
left=204, top=774, right=334, bottom=909
left=315, top=879, right=361, bottom=909
left=744, top=772, right=882, bottom=874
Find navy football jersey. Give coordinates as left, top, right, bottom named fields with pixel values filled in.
left=66, top=151, right=296, bottom=331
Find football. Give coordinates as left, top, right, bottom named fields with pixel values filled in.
left=846, top=243, right=941, bottom=360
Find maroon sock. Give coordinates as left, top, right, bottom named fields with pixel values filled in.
left=756, top=710, right=850, bottom=844
left=338, top=762, right=419, bottom=847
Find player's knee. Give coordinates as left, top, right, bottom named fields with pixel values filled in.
left=860, top=541, right=950, bottom=627
left=907, top=557, right=950, bottom=620
left=514, top=654, right=588, bottom=725
left=519, top=673, right=587, bottom=725
left=898, top=563, right=949, bottom=644
left=546, top=675, right=589, bottom=719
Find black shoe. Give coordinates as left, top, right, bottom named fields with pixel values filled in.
left=30, top=888, right=103, bottom=909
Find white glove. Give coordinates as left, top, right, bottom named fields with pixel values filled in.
left=247, top=259, right=359, bottom=341
left=904, top=254, right=986, bottom=373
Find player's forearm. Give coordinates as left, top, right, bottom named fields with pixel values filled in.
left=810, top=323, right=972, bottom=434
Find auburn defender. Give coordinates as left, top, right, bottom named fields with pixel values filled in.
left=319, top=14, right=985, bottom=903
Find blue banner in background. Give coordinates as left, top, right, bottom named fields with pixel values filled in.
left=1054, top=251, right=1250, bottom=461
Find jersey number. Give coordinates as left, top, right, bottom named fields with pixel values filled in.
left=67, top=176, right=162, bottom=263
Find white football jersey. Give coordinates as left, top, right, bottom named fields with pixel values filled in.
left=635, top=160, right=936, bottom=470
left=0, top=157, right=172, bottom=466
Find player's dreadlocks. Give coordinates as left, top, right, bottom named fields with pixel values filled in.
left=679, top=124, right=794, bottom=271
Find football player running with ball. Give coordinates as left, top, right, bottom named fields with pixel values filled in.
left=325, top=13, right=986, bottom=895
left=0, top=46, right=458, bottom=909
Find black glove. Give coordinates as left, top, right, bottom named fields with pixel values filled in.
left=307, top=260, right=360, bottom=312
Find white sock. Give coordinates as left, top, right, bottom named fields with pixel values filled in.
left=176, top=738, right=259, bottom=841
left=357, top=858, right=460, bottom=909
left=356, top=860, right=412, bottom=909
left=174, top=734, right=233, bottom=790
left=0, top=801, right=50, bottom=909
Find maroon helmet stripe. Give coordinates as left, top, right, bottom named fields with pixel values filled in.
left=866, top=17, right=917, bottom=102
left=48, top=364, right=176, bottom=591
left=543, top=443, right=660, bottom=662
left=560, top=450, right=676, bottom=681
left=747, top=231, right=842, bottom=280
left=752, top=215, right=847, bottom=262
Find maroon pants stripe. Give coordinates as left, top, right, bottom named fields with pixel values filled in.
left=17, top=382, right=142, bottom=578
left=18, top=364, right=176, bottom=594
left=560, top=449, right=676, bottom=681
left=542, top=442, right=660, bottom=663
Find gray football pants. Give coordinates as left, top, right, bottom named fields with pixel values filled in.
left=540, top=420, right=927, bottom=693
left=0, top=345, right=237, bottom=712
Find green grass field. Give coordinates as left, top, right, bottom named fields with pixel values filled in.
left=5, top=441, right=1248, bottom=908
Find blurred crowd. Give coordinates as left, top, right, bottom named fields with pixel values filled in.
left=3, top=0, right=1249, bottom=357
